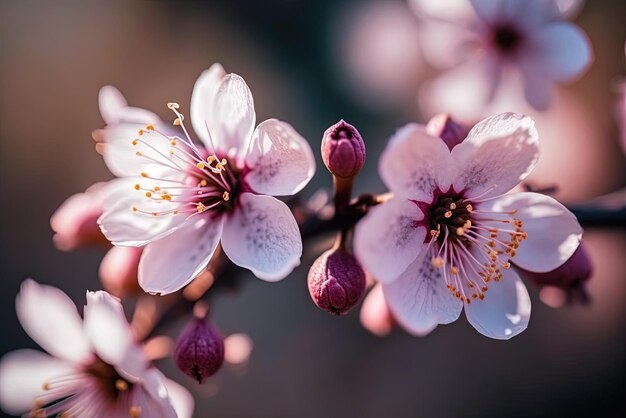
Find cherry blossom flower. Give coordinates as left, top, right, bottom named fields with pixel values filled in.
left=354, top=113, right=583, bottom=339
left=412, top=0, right=593, bottom=116
left=96, top=64, right=315, bottom=294
left=0, top=280, right=193, bottom=418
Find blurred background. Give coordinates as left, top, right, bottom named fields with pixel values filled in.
left=0, top=0, right=625, bottom=417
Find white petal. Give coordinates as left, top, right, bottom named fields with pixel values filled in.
left=221, top=193, right=301, bottom=281
left=137, top=369, right=179, bottom=418
left=101, top=123, right=173, bottom=178
left=163, top=377, right=195, bottom=418
left=353, top=197, right=427, bottom=284
left=245, top=119, right=315, bottom=196
left=485, top=192, right=582, bottom=272
left=519, top=57, right=555, bottom=111
left=138, top=215, right=224, bottom=295
left=16, top=279, right=91, bottom=363
left=98, top=178, right=186, bottom=246
left=451, top=113, right=539, bottom=199
left=464, top=268, right=531, bottom=339
left=383, top=250, right=463, bottom=336
left=0, top=349, right=77, bottom=415
left=98, top=86, right=160, bottom=125
left=469, top=0, right=505, bottom=23
left=409, top=0, right=476, bottom=21
left=84, top=291, right=148, bottom=374
left=418, top=21, right=479, bottom=69
left=190, top=63, right=227, bottom=149
left=379, top=123, right=454, bottom=201
left=210, top=73, right=256, bottom=157
left=534, top=22, right=593, bottom=82
left=554, top=0, right=584, bottom=18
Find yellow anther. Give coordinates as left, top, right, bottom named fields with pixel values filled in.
left=173, top=209, right=179, bottom=215
left=167, top=102, right=180, bottom=110
left=145, top=191, right=152, bottom=198
left=154, top=186, right=161, bottom=191
left=196, top=162, right=205, bottom=169
left=162, top=194, right=172, bottom=201
left=465, top=204, right=473, bottom=212
left=431, top=256, right=445, bottom=268
left=115, top=379, right=129, bottom=391
left=170, top=139, right=177, bottom=146
left=197, top=203, right=206, bottom=213
left=138, top=129, right=144, bottom=136
left=151, top=212, right=158, bottom=217
left=131, top=206, right=138, bottom=212
left=450, top=266, right=459, bottom=275
left=42, top=382, right=50, bottom=391
left=215, top=163, right=224, bottom=170
left=135, top=151, right=142, bottom=157
left=456, top=227, right=465, bottom=236
left=464, top=220, right=472, bottom=228
left=430, top=229, right=439, bottom=238
left=134, top=184, right=140, bottom=190
left=173, top=118, right=182, bottom=126
left=502, top=262, right=511, bottom=270
left=140, top=172, right=148, bottom=177
left=222, top=191, right=230, bottom=201
left=207, top=156, right=216, bottom=162
left=145, top=124, right=155, bottom=131
left=444, top=211, right=453, bottom=218
left=199, top=179, right=208, bottom=187
left=130, top=405, right=142, bottom=418
left=132, top=139, right=138, bottom=146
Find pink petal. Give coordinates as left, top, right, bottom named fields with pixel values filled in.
left=84, top=291, right=148, bottom=374
left=16, top=279, right=91, bottom=363
left=464, top=268, right=531, bottom=339
left=519, top=57, right=554, bottom=111
left=0, top=349, right=76, bottom=415
left=554, top=0, right=584, bottom=18
left=99, top=246, right=142, bottom=297
left=138, top=216, right=224, bottom=295
left=210, top=74, right=256, bottom=157
left=533, top=22, right=593, bottom=82
left=163, top=377, right=195, bottom=418
left=379, top=124, right=454, bottom=201
left=469, top=0, right=505, bottom=24
left=98, top=178, right=185, bottom=246
left=451, top=112, right=539, bottom=199
left=190, top=63, right=227, bottom=150
left=419, top=21, right=479, bottom=69
left=221, top=193, right=301, bottom=281
left=98, top=86, right=160, bottom=125
left=409, top=0, right=475, bottom=21
left=136, top=369, right=178, bottom=418
left=353, top=197, right=427, bottom=284
left=485, top=192, right=582, bottom=272
left=359, top=284, right=395, bottom=337
left=245, top=119, right=315, bottom=196
left=383, top=250, right=463, bottom=336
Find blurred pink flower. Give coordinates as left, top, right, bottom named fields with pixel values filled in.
left=354, top=113, right=582, bottom=339
left=0, top=280, right=193, bottom=418
left=412, top=0, right=593, bottom=117
left=359, top=284, right=396, bottom=337
left=96, top=64, right=316, bottom=294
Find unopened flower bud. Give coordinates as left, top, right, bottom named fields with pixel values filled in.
left=174, top=317, right=224, bottom=383
left=308, top=247, right=366, bottom=315
left=519, top=244, right=592, bottom=306
left=321, top=120, right=366, bottom=179
left=425, top=114, right=470, bottom=150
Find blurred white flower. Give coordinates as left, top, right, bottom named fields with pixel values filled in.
left=412, top=0, right=593, bottom=118
left=96, top=64, right=316, bottom=294
left=354, top=113, right=582, bottom=339
left=0, top=280, right=193, bottom=418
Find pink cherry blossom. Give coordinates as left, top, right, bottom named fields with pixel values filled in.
left=354, top=113, right=583, bottom=339
left=412, top=0, right=593, bottom=116
left=96, top=64, right=316, bottom=294
left=0, top=280, right=193, bottom=418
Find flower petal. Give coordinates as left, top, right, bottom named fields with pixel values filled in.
left=383, top=250, right=463, bottom=336
left=485, top=192, right=582, bottom=272
left=163, top=377, right=195, bottom=418
left=138, top=215, right=224, bottom=295
left=84, top=291, right=148, bottom=374
left=554, top=0, right=584, bottom=18
left=0, top=349, right=76, bottom=415
left=221, top=193, right=301, bottom=281
left=534, top=22, right=593, bottom=83
left=190, top=63, right=227, bottom=150
left=16, top=279, right=91, bottom=363
left=464, top=268, right=531, bottom=339
left=379, top=123, right=454, bottom=201
left=210, top=74, right=256, bottom=157
left=135, top=369, right=178, bottom=418
left=519, top=57, right=554, bottom=111
left=353, top=197, right=427, bottom=284
left=245, top=119, right=315, bottom=196
left=98, top=178, right=186, bottom=247
left=409, top=0, right=475, bottom=21
left=98, top=86, right=160, bottom=125
left=451, top=113, right=539, bottom=199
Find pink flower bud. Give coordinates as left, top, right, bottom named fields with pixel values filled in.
left=174, top=317, right=224, bottom=383
left=321, top=120, right=366, bottom=179
left=425, top=114, right=470, bottom=150
left=308, top=247, right=366, bottom=315
left=518, top=244, right=592, bottom=305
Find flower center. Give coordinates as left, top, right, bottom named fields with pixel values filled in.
left=129, top=103, right=242, bottom=220
left=421, top=188, right=528, bottom=304
left=84, top=356, right=134, bottom=403
left=491, top=24, right=522, bottom=54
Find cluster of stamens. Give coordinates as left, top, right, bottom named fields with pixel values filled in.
left=129, top=103, right=238, bottom=220
left=425, top=189, right=527, bottom=304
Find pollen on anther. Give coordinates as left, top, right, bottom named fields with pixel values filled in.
left=145, top=124, right=155, bottom=131
left=135, top=151, right=142, bottom=157
left=431, top=256, right=445, bottom=268
left=138, top=129, right=144, bottom=136
left=465, top=204, right=473, bottom=212
left=170, top=139, right=177, bottom=146
left=131, top=207, right=138, bottom=212
left=134, top=184, right=140, bottom=190
left=444, top=210, right=453, bottom=218
left=140, top=172, right=148, bottom=178
left=222, top=191, right=230, bottom=201
left=145, top=191, right=152, bottom=198
left=115, top=379, right=129, bottom=391
left=42, top=382, right=50, bottom=391
left=132, top=139, right=138, bottom=146
left=167, top=102, right=180, bottom=110
left=130, top=406, right=142, bottom=418
left=196, top=162, right=205, bottom=169
left=456, top=227, right=465, bottom=236
left=199, top=179, right=208, bottom=187
left=173, top=118, right=182, bottom=126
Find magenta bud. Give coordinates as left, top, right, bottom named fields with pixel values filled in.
left=519, top=244, right=593, bottom=304
left=321, top=120, right=366, bottom=179
left=425, top=114, right=470, bottom=150
left=174, top=317, right=224, bottom=383
left=308, top=247, right=366, bottom=315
